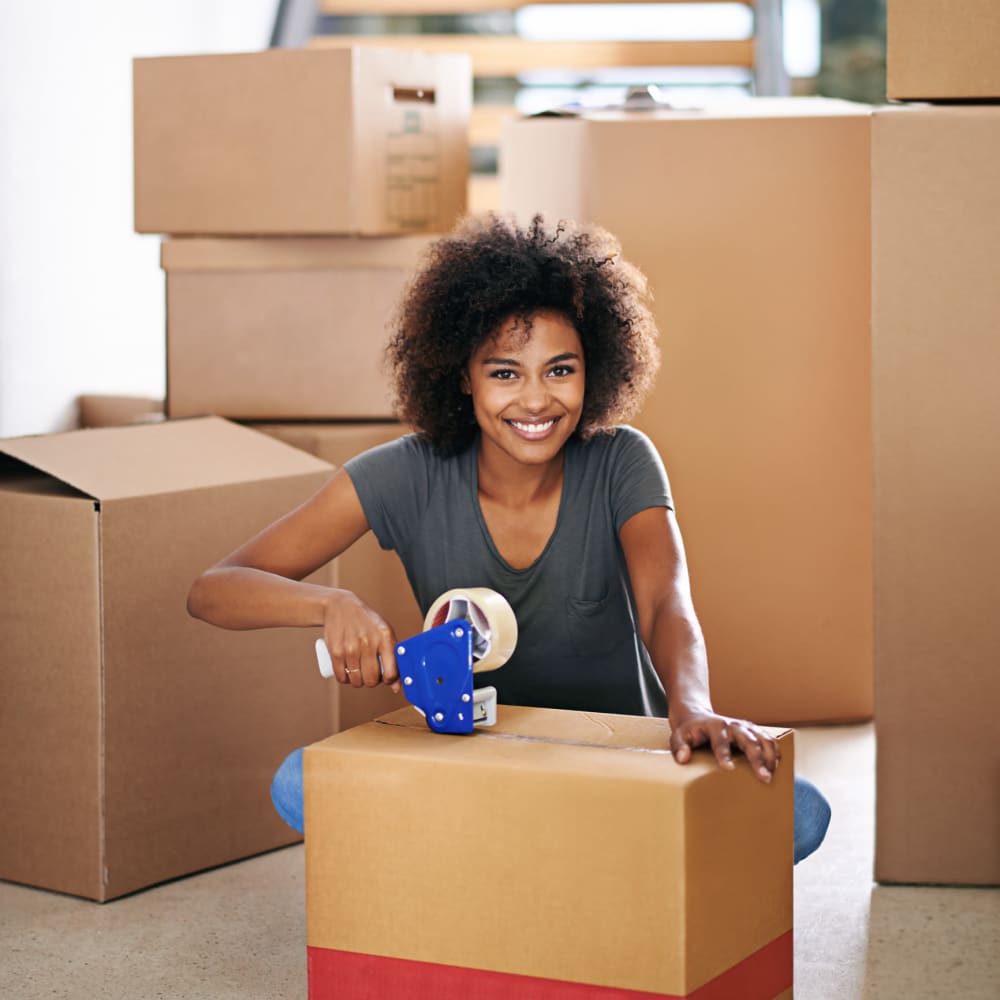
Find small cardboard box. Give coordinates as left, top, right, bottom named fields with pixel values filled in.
left=888, top=0, right=1000, bottom=101
left=134, top=48, right=471, bottom=236
left=501, top=99, right=872, bottom=726
left=251, top=421, right=421, bottom=727
left=872, top=105, right=1000, bottom=887
left=306, top=706, right=794, bottom=999
left=0, top=417, right=336, bottom=901
left=162, top=236, right=434, bottom=420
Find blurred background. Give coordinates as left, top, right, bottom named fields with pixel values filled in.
left=0, top=0, right=885, bottom=438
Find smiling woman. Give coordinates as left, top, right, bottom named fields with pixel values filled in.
left=187, top=211, right=830, bottom=863
left=386, top=213, right=659, bottom=456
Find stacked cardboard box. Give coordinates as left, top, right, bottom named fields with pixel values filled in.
left=306, top=707, right=795, bottom=1000
left=873, top=5, right=1000, bottom=887
left=501, top=99, right=872, bottom=727
left=133, top=47, right=472, bottom=421
left=887, top=0, right=1000, bottom=101
left=160, top=236, right=433, bottom=421
left=133, top=48, right=471, bottom=237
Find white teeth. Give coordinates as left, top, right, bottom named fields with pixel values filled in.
left=510, top=419, right=555, bottom=434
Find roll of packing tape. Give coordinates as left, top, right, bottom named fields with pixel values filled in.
left=423, top=588, right=518, bottom=674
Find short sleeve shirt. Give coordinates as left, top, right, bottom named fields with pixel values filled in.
left=345, top=426, right=673, bottom=717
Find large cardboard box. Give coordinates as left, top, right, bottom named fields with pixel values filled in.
left=134, top=48, right=471, bottom=236
left=163, top=236, right=433, bottom=420
left=251, top=421, right=420, bottom=726
left=887, top=0, right=1000, bottom=101
left=501, top=99, right=872, bottom=725
left=306, top=706, right=794, bottom=999
left=0, top=417, right=338, bottom=901
left=872, top=106, right=1000, bottom=887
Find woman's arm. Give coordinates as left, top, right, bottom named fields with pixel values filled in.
left=620, top=506, right=779, bottom=783
left=187, top=467, right=400, bottom=690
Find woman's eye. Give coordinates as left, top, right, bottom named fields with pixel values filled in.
left=548, top=365, right=575, bottom=378
left=490, top=369, right=517, bottom=380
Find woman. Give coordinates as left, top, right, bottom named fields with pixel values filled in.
left=187, top=214, right=830, bottom=862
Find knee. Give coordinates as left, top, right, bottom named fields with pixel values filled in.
left=270, top=747, right=305, bottom=835
left=793, top=775, right=831, bottom=864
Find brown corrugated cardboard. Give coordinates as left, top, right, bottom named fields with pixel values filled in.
left=305, top=706, right=794, bottom=998
left=162, top=236, right=433, bottom=420
left=77, top=394, right=164, bottom=428
left=133, top=48, right=471, bottom=235
left=251, top=422, right=420, bottom=726
left=888, top=0, right=1000, bottom=101
left=0, top=418, right=335, bottom=901
left=501, top=99, right=873, bottom=725
left=872, top=105, right=1000, bottom=887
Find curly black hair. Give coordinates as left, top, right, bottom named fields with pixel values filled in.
left=386, top=213, right=660, bottom=454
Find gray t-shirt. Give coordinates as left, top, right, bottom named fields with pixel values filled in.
left=345, top=425, right=673, bottom=717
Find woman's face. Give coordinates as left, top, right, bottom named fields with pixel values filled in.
left=465, top=309, right=586, bottom=470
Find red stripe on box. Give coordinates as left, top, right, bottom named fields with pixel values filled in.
left=308, top=930, right=792, bottom=1000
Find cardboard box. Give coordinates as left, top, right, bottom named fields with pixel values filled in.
left=501, top=99, right=872, bottom=725
left=872, top=106, right=1000, bottom=886
left=0, top=417, right=339, bottom=901
left=134, top=48, right=471, bottom=236
left=888, top=0, right=1000, bottom=101
left=77, top=394, right=164, bottom=428
left=162, top=236, right=434, bottom=420
left=306, top=706, right=794, bottom=999
left=251, top=421, right=420, bottom=726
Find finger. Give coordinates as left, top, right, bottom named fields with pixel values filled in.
left=378, top=631, right=401, bottom=693
left=752, top=728, right=781, bottom=773
left=334, top=656, right=354, bottom=685
left=341, top=645, right=364, bottom=687
left=707, top=722, right=736, bottom=770
left=670, top=723, right=707, bottom=764
left=354, top=633, right=382, bottom=687
left=321, top=637, right=353, bottom=685
left=730, top=722, right=773, bottom=783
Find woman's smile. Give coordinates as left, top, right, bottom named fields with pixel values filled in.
left=507, top=417, right=558, bottom=438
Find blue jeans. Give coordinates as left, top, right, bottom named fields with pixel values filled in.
left=272, top=748, right=830, bottom=864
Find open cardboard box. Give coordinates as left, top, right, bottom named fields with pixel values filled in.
left=305, top=706, right=794, bottom=999
left=0, top=417, right=337, bottom=900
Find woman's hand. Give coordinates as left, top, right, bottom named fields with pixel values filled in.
left=321, top=589, right=402, bottom=693
left=670, top=710, right=781, bottom=784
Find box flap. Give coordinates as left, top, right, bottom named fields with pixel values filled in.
left=0, top=417, right=331, bottom=500
left=161, top=235, right=435, bottom=272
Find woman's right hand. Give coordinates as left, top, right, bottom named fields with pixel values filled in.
left=321, top=589, right=401, bottom=692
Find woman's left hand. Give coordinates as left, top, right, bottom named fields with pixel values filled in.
left=669, top=711, right=781, bottom=784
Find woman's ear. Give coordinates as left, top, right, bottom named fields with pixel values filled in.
left=460, top=370, right=471, bottom=394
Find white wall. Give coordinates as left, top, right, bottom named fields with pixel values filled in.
left=0, top=0, right=278, bottom=437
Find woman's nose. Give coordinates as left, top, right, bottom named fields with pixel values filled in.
left=518, top=375, right=550, bottom=411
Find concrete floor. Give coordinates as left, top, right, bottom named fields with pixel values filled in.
left=2, top=723, right=998, bottom=999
